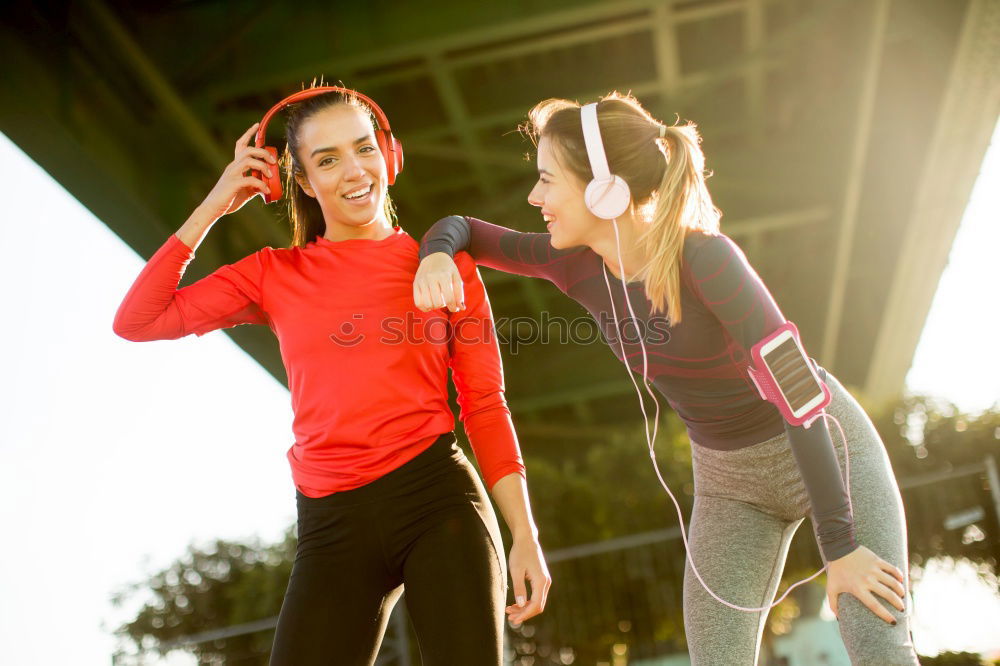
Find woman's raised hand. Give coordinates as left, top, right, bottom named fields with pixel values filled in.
left=413, top=252, right=466, bottom=312
left=826, top=544, right=906, bottom=624
left=197, top=122, right=277, bottom=220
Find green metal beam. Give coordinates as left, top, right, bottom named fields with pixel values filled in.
left=81, top=0, right=288, bottom=251
left=819, top=0, right=891, bottom=367
left=198, top=0, right=746, bottom=105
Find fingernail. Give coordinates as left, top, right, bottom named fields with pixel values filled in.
left=890, top=620, right=897, bottom=626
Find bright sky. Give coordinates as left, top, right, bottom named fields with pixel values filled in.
left=904, top=118, right=1000, bottom=416
left=0, top=118, right=997, bottom=664
left=0, top=134, right=297, bottom=665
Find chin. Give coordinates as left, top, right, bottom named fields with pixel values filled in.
left=344, top=206, right=383, bottom=226
left=548, top=233, right=579, bottom=250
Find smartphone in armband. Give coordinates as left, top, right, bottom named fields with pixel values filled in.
left=747, top=321, right=831, bottom=428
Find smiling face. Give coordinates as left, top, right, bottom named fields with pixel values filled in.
left=292, top=104, right=389, bottom=238
left=527, top=135, right=604, bottom=249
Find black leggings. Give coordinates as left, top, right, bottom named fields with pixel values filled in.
left=268, top=432, right=507, bottom=666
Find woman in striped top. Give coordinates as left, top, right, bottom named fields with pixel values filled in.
left=413, top=91, right=918, bottom=665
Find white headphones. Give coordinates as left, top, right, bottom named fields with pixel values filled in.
left=580, top=102, right=632, bottom=220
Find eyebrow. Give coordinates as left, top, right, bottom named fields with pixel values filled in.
left=311, top=135, right=373, bottom=158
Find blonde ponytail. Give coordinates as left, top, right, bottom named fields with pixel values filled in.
left=633, top=121, right=720, bottom=323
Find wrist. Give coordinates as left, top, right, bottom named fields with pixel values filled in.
left=190, top=204, right=223, bottom=226
left=512, top=526, right=539, bottom=542
left=176, top=207, right=219, bottom=252
left=419, top=242, right=455, bottom=260
left=827, top=543, right=860, bottom=566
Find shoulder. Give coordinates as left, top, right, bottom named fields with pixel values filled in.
left=682, top=230, right=747, bottom=275
left=222, top=245, right=275, bottom=271
left=683, top=229, right=738, bottom=259
left=229, top=245, right=303, bottom=281
left=262, top=244, right=301, bottom=265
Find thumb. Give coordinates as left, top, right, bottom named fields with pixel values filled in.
left=827, top=587, right=839, bottom=619
left=512, top=569, right=528, bottom=607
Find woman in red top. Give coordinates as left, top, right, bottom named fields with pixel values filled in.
left=113, top=87, right=550, bottom=665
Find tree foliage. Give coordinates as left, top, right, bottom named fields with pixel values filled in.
left=111, top=529, right=295, bottom=665
left=872, top=392, right=1000, bottom=569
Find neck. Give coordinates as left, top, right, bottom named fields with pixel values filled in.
left=588, top=214, right=647, bottom=282
left=322, top=215, right=395, bottom=243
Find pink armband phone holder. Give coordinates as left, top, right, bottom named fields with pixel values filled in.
left=747, top=321, right=831, bottom=428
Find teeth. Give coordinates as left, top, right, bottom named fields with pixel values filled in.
left=543, top=214, right=555, bottom=222
left=344, top=185, right=372, bottom=199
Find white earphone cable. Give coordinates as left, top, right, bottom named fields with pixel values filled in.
left=602, top=217, right=853, bottom=612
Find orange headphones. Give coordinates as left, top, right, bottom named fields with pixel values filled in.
left=251, top=86, right=404, bottom=204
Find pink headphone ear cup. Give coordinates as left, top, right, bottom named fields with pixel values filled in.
left=585, top=175, right=631, bottom=219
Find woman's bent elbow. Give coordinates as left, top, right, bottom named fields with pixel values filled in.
left=112, top=317, right=151, bottom=342
left=112, top=321, right=138, bottom=341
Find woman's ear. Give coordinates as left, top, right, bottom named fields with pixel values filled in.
left=294, top=171, right=317, bottom=199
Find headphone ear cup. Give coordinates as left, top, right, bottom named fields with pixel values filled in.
left=253, top=146, right=282, bottom=204
left=375, top=130, right=403, bottom=186
left=375, top=130, right=391, bottom=184
left=585, top=175, right=631, bottom=219
left=391, top=135, right=404, bottom=181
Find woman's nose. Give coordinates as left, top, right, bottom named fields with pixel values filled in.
left=527, top=187, right=543, bottom=207
left=342, top=155, right=366, bottom=179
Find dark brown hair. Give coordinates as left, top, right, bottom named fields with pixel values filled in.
left=280, top=84, right=397, bottom=248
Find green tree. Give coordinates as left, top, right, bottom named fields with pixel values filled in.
left=111, top=528, right=295, bottom=665
left=872, top=392, right=1000, bottom=569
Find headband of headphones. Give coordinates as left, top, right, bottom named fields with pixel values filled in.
left=251, top=86, right=404, bottom=203
left=581, top=103, right=613, bottom=182
left=580, top=102, right=631, bottom=219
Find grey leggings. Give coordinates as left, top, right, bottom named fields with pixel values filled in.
left=684, top=371, right=920, bottom=665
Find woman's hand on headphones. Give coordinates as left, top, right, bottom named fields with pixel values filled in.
left=413, top=252, right=466, bottom=313
left=826, top=544, right=906, bottom=624
left=197, top=122, right=277, bottom=220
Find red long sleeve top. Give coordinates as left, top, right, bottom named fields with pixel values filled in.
left=113, top=226, right=525, bottom=497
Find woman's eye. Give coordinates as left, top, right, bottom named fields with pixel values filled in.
left=361, top=145, right=376, bottom=153
left=319, top=157, right=334, bottom=166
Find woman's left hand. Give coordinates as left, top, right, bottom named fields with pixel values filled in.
left=505, top=537, right=552, bottom=624
left=413, top=252, right=465, bottom=313
left=826, top=545, right=906, bottom=624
